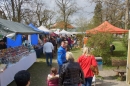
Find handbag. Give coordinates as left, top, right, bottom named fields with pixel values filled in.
left=90, top=65, right=99, bottom=75
left=90, top=56, right=99, bottom=75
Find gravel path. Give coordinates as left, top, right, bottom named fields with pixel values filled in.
left=93, top=70, right=128, bottom=86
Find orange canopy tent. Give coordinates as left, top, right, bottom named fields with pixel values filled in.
left=86, top=21, right=128, bottom=34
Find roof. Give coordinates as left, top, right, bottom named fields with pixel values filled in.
left=38, top=25, right=51, bottom=34
left=51, top=21, right=74, bottom=29
left=0, top=18, right=42, bottom=39
left=86, top=21, right=128, bottom=34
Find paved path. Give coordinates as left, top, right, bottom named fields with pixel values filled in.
left=93, top=70, right=128, bottom=86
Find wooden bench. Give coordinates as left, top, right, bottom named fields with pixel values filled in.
left=112, top=59, right=126, bottom=81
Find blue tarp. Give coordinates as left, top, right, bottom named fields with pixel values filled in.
left=29, top=23, right=49, bottom=34
left=29, top=23, right=44, bottom=33
left=31, top=34, right=38, bottom=45
left=28, top=23, right=39, bottom=45
left=7, top=34, right=22, bottom=48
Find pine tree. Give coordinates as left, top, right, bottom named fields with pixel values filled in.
left=93, top=2, right=102, bottom=27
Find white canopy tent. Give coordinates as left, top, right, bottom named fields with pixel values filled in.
left=54, top=29, right=60, bottom=34
left=59, top=29, right=70, bottom=34
left=38, top=26, right=51, bottom=33
left=54, top=31, right=60, bottom=35
left=59, top=29, right=72, bottom=36
left=71, top=32, right=86, bottom=34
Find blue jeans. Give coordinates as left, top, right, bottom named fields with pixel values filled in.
left=58, top=65, right=62, bottom=74
left=45, top=52, right=52, bottom=66
left=69, top=44, right=72, bottom=49
left=82, top=77, right=93, bottom=86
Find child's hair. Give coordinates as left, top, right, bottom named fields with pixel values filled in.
left=51, top=67, right=57, bottom=75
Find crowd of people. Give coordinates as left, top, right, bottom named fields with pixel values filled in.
left=13, top=34, right=98, bottom=86
left=14, top=45, right=98, bottom=86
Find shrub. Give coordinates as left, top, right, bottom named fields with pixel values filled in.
left=76, top=34, right=84, bottom=48
left=122, top=34, right=128, bottom=50
left=87, top=32, right=113, bottom=64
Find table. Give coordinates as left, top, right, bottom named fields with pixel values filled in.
left=0, top=52, right=37, bottom=86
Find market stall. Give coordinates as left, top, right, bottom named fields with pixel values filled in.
left=38, top=25, right=51, bottom=34
left=0, top=51, right=36, bottom=86
left=59, top=29, right=72, bottom=36
left=54, top=29, right=60, bottom=35
left=0, top=18, right=42, bottom=39
left=86, top=21, right=128, bottom=34
left=0, top=19, right=40, bottom=85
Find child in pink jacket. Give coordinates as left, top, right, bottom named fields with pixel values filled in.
left=47, top=67, right=59, bottom=86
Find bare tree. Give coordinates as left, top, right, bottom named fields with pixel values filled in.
left=75, top=16, right=88, bottom=31
left=28, top=0, right=56, bottom=27
left=75, top=16, right=88, bottom=36
left=88, top=0, right=126, bottom=29
left=0, top=0, right=31, bottom=22
left=22, top=9, right=36, bottom=25
left=55, top=0, right=78, bottom=30
left=42, top=10, right=56, bottom=28
left=125, top=0, right=129, bottom=29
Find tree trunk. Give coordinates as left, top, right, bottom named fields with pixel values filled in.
left=11, top=0, right=16, bottom=21
left=125, top=0, right=129, bottom=30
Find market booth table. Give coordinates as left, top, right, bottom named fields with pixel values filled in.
left=0, top=52, right=37, bottom=86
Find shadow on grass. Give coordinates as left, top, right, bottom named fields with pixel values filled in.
left=103, top=75, right=126, bottom=81
left=95, top=81, right=119, bottom=86
left=112, top=51, right=127, bottom=57
left=8, top=56, right=58, bottom=86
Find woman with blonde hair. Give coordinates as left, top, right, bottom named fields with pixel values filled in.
left=77, top=47, right=98, bottom=86
left=59, top=52, right=85, bottom=86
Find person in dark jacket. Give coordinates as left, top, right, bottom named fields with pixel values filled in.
left=14, top=70, right=30, bottom=86
left=59, top=52, right=85, bottom=86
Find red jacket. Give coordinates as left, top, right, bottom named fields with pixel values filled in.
left=47, top=74, right=59, bottom=86
left=77, top=55, right=97, bottom=78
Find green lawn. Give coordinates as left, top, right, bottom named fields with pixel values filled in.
left=112, top=41, right=127, bottom=59
left=103, top=40, right=127, bottom=69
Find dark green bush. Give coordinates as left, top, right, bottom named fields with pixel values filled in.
left=122, top=34, right=128, bottom=50
left=87, top=32, right=114, bottom=64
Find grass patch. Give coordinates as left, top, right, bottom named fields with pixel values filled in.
left=71, top=48, right=82, bottom=61
left=96, top=75, right=104, bottom=80
left=102, top=40, right=127, bottom=69
left=110, top=75, right=126, bottom=81
left=111, top=41, right=127, bottom=59
left=8, top=54, right=58, bottom=86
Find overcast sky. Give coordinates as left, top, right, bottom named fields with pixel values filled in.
left=44, top=0, right=96, bottom=22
